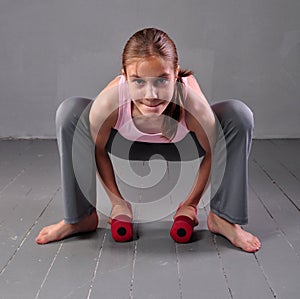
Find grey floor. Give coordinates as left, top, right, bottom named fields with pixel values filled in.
left=0, top=139, right=299, bottom=299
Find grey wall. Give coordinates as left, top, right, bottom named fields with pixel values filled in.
left=0, top=0, right=299, bottom=138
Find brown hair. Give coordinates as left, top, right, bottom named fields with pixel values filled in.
left=122, top=28, right=193, bottom=140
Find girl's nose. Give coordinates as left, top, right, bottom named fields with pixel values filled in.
left=144, top=83, right=157, bottom=99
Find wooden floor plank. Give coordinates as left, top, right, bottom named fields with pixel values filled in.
left=176, top=209, right=231, bottom=299
left=0, top=191, right=64, bottom=299
left=211, top=187, right=276, bottom=299
left=88, top=231, right=136, bottom=299
left=1, top=139, right=300, bottom=299
left=0, top=140, right=33, bottom=191
left=248, top=159, right=300, bottom=298
left=0, top=140, right=60, bottom=272
left=249, top=159, right=300, bottom=257
left=269, top=139, right=300, bottom=179
left=251, top=140, right=300, bottom=209
left=132, top=221, right=181, bottom=299
left=208, top=236, right=274, bottom=297
left=35, top=229, right=106, bottom=299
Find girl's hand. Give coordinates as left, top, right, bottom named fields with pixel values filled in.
left=108, top=201, right=133, bottom=224
left=174, top=204, right=199, bottom=226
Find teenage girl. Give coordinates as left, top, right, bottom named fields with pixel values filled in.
left=36, top=28, right=261, bottom=252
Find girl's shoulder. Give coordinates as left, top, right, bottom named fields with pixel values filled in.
left=99, top=75, right=122, bottom=96
left=184, top=75, right=214, bottom=127
left=185, top=75, right=202, bottom=94
left=93, top=75, right=121, bottom=107
left=90, top=75, right=121, bottom=129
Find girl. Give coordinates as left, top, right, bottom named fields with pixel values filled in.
left=36, top=28, right=261, bottom=252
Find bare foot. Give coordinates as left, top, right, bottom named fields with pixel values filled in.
left=207, top=211, right=261, bottom=253
left=35, top=209, right=99, bottom=245
left=108, top=201, right=133, bottom=224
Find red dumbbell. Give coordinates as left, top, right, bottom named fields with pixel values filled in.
left=170, top=205, right=198, bottom=243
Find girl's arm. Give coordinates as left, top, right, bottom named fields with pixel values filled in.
left=89, top=77, right=126, bottom=206
left=183, top=75, right=216, bottom=208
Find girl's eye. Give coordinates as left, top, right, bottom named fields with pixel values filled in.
left=133, top=79, right=145, bottom=85
left=155, top=78, right=168, bottom=85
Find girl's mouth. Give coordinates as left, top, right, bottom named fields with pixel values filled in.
left=141, top=99, right=165, bottom=107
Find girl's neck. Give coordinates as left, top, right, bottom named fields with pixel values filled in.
left=131, top=101, right=163, bottom=134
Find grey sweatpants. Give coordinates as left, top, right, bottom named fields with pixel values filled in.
left=56, top=97, right=253, bottom=225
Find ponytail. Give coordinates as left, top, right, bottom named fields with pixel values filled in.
left=161, top=68, right=193, bottom=140
left=177, top=69, right=193, bottom=83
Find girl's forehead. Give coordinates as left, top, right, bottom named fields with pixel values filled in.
left=125, top=56, right=175, bottom=77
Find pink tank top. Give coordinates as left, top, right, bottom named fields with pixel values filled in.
left=114, top=75, right=190, bottom=143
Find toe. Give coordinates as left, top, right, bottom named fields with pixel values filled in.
left=35, top=232, right=45, bottom=244
left=35, top=236, right=45, bottom=244
left=248, top=239, right=261, bottom=252
left=36, top=229, right=53, bottom=244
left=253, top=237, right=261, bottom=250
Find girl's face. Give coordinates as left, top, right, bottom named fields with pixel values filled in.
left=124, top=56, right=178, bottom=116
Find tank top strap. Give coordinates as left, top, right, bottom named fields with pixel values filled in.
left=181, top=76, right=188, bottom=101
left=114, top=75, right=131, bottom=130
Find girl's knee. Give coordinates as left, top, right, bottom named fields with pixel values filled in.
left=228, top=100, right=253, bottom=131
left=213, top=99, right=254, bottom=133
left=56, top=97, right=92, bottom=129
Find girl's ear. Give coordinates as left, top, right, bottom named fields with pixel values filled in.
left=175, top=65, right=180, bottom=80
left=122, top=68, right=126, bottom=78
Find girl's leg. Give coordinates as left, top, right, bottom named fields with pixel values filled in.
left=56, top=97, right=96, bottom=223
left=208, top=99, right=261, bottom=252
left=36, top=97, right=98, bottom=244
left=210, top=99, right=253, bottom=224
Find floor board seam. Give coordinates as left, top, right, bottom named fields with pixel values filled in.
left=86, top=228, right=108, bottom=299
left=253, top=253, right=277, bottom=298
left=0, top=187, right=60, bottom=276
left=249, top=184, right=275, bottom=222
left=249, top=184, right=300, bottom=260
left=0, top=218, right=32, bottom=276
left=129, top=238, right=138, bottom=299
left=252, top=158, right=300, bottom=212
left=0, top=169, right=25, bottom=194
left=175, top=243, right=183, bottom=299
left=211, top=234, right=233, bottom=299
left=267, top=140, right=300, bottom=181
left=34, top=242, right=63, bottom=299
left=278, top=161, right=300, bottom=183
